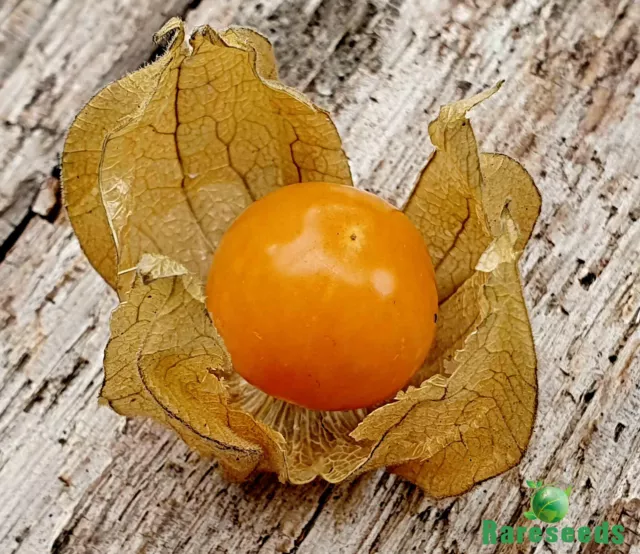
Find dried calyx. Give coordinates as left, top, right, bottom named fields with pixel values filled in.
left=62, top=18, right=540, bottom=497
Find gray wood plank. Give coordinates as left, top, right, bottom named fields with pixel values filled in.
left=0, top=0, right=639, bottom=552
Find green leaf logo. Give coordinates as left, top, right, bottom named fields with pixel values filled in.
left=524, top=480, right=572, bottom=523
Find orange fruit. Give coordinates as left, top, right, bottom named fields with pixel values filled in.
left=206, top=182, right=438, bottom=411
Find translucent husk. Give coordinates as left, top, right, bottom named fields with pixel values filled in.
left=62, top=18, right=540, bottom=497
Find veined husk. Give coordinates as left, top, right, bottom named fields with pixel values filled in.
left=62, top=18, right=540, bottom=498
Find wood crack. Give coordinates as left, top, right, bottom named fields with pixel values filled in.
left=289, top=484, right=334, bottom=553
left=0, top=209, right=37, bottom=264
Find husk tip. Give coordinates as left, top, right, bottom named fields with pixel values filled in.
left=153, top=17, right=185, bottom=45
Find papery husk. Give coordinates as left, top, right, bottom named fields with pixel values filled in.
left=63, top=19, right=540, bottom=497
left=62, top=17, right=352, bottom=292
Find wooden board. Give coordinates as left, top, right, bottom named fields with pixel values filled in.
left=1, top=0, right=639, bottom=552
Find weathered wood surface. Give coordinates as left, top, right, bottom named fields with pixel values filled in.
left=1, top=0, right=639, bottom=552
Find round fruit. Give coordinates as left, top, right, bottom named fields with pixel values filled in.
left=206, top=182, right=438, bottom=411
left=531, top=487, right=570, bottom=523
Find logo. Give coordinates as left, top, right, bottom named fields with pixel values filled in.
left=481, top=479, right=625, bottom=546
left=523, top=480, right=571, bottom=523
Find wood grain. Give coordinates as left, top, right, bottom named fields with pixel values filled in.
left=0, top=0, right=639, bottom=552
